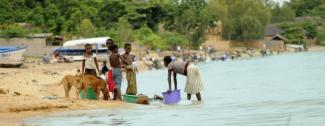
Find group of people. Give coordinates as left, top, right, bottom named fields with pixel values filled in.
left=80, top=39, right=137, bottom=100
left=80, top=38, right=204, bottom=102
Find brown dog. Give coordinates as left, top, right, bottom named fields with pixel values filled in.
left=58, top=75, right=82, bottom=98
left=81, top=75, right=109, bottom=100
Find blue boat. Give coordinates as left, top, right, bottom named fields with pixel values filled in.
left=0, top=46, right=27, bottom=67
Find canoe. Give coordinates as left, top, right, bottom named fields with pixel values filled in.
left=0, top=46, right=27, bottom=68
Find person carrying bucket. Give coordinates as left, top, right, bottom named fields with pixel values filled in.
left=163, top=56, right=204, bottom=101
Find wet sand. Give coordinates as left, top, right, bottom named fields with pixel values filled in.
left=0, top=61, right=131, bottom=125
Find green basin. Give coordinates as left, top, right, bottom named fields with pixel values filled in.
left=80, top=86, right=97, bottom=100
left=122, top=94, right=138, bottom=103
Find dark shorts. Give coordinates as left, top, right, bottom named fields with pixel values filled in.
left=112, top=68, right=122, bottom=89
left=85, top=69, right=97, bottom=77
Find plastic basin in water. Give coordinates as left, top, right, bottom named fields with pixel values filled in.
left=123, top=94, right=138, bottom=103
left=162, top=89, right=181, bottom=104
left=80, top=86, right=97, bottom=100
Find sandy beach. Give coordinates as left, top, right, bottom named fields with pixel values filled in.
left=1, top=46, right=325, bottom=125
left=0, top=61, right=132, bottom=125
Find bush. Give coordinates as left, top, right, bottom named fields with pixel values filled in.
left=160, top=31, right=189, bottom=50
left=0, top=24, right=27, bottom=38
left=131, top=25, right=167, bottom=50
left=318, top=25, right=325, bottom=46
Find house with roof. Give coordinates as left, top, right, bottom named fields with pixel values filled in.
left=263, top=24, right=288, bottom=51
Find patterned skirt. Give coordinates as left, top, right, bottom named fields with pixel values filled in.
left=125, top=67, right=137, bottom=95
left=184, top=64, right=204, bottom=94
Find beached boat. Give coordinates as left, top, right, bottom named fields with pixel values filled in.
left=53, top=37, right=110, bottom=61
left=286, top=44, right=305, bottom=52
left=0, top=46, right=27, bottom=67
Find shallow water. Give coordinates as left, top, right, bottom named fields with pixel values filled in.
left=24, top=52, right=325, bottom=126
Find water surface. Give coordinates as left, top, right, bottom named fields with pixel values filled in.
left=24, top=52, right=325, bottom=126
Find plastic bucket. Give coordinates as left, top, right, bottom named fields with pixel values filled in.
left=80, top=86, right=97, bottom=100
left=122, top=94, right=138, bottom=103
left=162, top=89, right=181, bottom=104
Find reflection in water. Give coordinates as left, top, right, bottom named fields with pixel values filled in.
left=24, top=52, right=325, bottom=126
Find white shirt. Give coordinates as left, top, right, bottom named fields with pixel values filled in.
left=82, top=53, right=96, bottom=69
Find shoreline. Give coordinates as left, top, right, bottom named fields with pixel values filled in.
left=1, top=45, right=325, bottom=125
left=0, top=100, right=130, bottom=126
left=0, top=62, right=132, bottom=126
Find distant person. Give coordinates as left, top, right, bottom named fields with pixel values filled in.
left=199, top=46, right=203, bottom=51
left=177, top=46, right=181, bottom=53
left=42, top=54, right=50, bottom=64
left=153, top=58, right=160, bottom=69
left=82, top=44, right=99, bottom=77
left=303, top=42, right=308, bottom=51
left=54, top=51, right=60, bottom=59
left=171, top=56, right=176, bottom=61
left=53, top=51, right=63, bottom=63
left=122, top=43, right=138, bottom=95
left=163, top=56, right=204, bottom=101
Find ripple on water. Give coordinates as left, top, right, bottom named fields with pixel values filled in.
left=24, top=52, right=325, bottom=126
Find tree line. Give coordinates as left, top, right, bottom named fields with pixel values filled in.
left=0, top=0, right=325, bottom=49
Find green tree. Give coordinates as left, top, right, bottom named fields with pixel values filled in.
left=117, top=17, right=133, bottom=44
left=27, top=5, right=44, bottom=26
left=303, top=20, right=317, bottom=39
left=65, top=9, right=83, bottom=33
left=99, top=0, right=126, bottom=28
left=271, top=3, right=296, bottom=23
left=279, top=23, right=306, bottom=44
left=240, top=15, right=264, bottom=40
left=216, top=0, right=271, bottom=41
left=76, top=19, right=96, bottom=38
left=173, top=0, right=207, bottom=48
left=0, top=24, right=27, bottom=38
left=161, top=31, right=189, bottom=50
left=12, top=0, right=30, bottom=22
left=0, top=0, right=13, bottom=23
left=310, top=4, right=325, bottom=18
left=290, top=0, right=325, bottom=16
left=318, top=25, right=325, bottom=46
left=132, top=25, right=166, bottom=49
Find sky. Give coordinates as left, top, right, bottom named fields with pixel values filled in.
left=272, top=0, right=290, bottom=5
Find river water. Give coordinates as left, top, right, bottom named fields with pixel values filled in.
left=24, top=51, right=325, bottom=126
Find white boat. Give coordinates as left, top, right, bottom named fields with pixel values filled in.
left=0, top=46, right=27, bottom=67
left=53, top=37, right=110, bottom=61
left=286, top=44, right=305, bottom=52
left=286, top=44, right=303, bottom=49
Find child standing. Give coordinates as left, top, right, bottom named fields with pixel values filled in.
left=122, top=43, right=137, bottom=95
left=82, top=44, right=99, bottom=77
left=105, top=39, right=115, bottom=98
left=163, top=56, right=203, bottom=101
left=109, top=44, right=128, bottom=100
